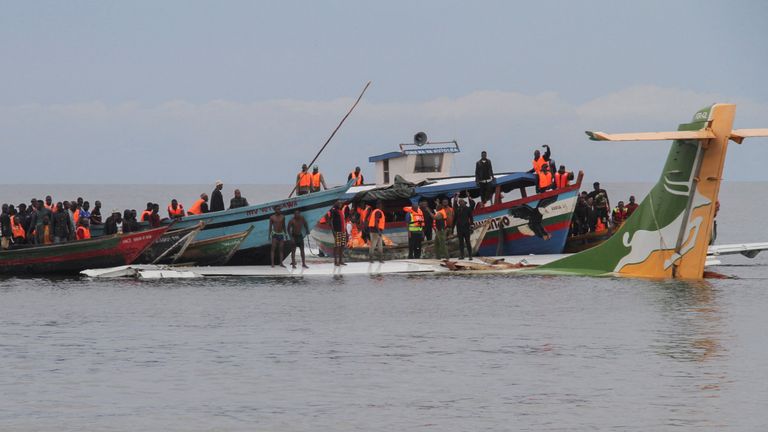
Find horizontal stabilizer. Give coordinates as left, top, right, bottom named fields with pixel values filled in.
left=708, top=242, right=768, bottom=258
left=585, top=130, right=716, bottom=142
left=729, top=128, right=768, bottom=144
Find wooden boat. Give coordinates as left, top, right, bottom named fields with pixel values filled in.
left=134, top=222, right=204, bottom=264
left=0, top=227, right=167, bottom=275
left=90, top=185, right=351, bottom=265
left=564, top=224, right=619, bottom=253
left=169, top=227, right=253, bottom=266
left=341, top=221, right=490, bottom=261
left=313, top=171, right=583, bottom=257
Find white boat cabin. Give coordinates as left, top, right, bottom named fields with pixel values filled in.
left=368, top=133, right=460, bottom=185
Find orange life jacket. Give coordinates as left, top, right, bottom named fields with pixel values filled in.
left=532, top=157, right=546, bottom=173
left=76, top=226, right=91, bottom=240
left=140, top=210, right=152, bottom=222
left=434, top=208, right=448, bottom=230
left=188, top=199, right=205, bottom=215
left=168, top=204, right=185, bottom=218
left=11, top=217, right=25, bottom=239
left=538, top=171, right=553, bottom=189
left=312, top=172, right=322, bottom=188
left=350, top=171, right=363, bottom=186
left=555, top=172, right=570, bottom=188
left=595, top=217, right=606, bottom=232
left=404, top=207, right=424, bottom=231
left=368, top=209, right=385, bottom=231
left=298, top=171, right=312, bottom=188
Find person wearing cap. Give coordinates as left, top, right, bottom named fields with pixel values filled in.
left=210, top=180, right=225, bottom=212
left=104, top=209, right=123, bottom=235
left=296, top=164, right=312, bottom=195
left=310, top=166, right=327, bottom=193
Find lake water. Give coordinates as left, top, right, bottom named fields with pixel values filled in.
left=1, top=183, right=767, bottom=431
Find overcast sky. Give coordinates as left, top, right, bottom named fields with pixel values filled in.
left=1, top=0, right=766, bottom=184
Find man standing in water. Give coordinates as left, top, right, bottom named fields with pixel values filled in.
left=268, top=205, right=287, bottom=267
left=287, top=209, right=310, bottom=269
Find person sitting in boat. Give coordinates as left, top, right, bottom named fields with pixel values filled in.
left=148, top=204, right=161, bottom=227
left=348, top=167, right=364, bottom=186
left=167, top=199, right=185, bottom=219
left=76, top=218, right=91, bottom=240
left=229, top=189, right=249, bottom=209
left=612, top=201, right=628, bottom=226
left=187, top=194, right=209, bottom=216
left=296, top=164, right=312, bottom=195
left=311, top=166, right=327, bottom=192
left=536, top=163, right=555, bottom=193
left=140, top=202, right=154, bottom=222
left=625, top=195, right=638, bottom=217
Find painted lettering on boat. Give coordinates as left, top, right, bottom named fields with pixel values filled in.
left=120, top=234, right=154, bottom=244
left=244, top=199, right=299, bottom=217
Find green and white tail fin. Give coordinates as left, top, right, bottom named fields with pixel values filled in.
left=536, top=103, right=768, bottom=279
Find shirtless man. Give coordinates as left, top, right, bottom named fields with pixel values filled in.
left=268, top=205, right=287, bottom=267
left=287, top=209, right=310, bottom=269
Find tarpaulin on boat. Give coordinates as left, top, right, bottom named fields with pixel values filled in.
left=350, top=175, right=433, bottom=203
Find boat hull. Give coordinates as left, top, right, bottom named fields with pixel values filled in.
left=174, top=230, right=250, bottom=266
left=160, top=186, right=349, bottom=265
left=0, top=227, right=167, bottom=275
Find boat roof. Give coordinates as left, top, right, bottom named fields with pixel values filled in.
left=346, top=171, right=536, bottom=198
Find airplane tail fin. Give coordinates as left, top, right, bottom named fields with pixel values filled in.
left=537, top=103, right=768, bottom=279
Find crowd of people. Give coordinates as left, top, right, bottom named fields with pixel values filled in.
left=0, top=180, right=252, bottom=250
left=295, top=164, right=363, bottom=195
left=570, top=182, right=639, bottom=235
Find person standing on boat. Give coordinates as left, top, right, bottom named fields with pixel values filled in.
left=454, top=198, right=474, bottom=260
left=1, top=204, right=12, bottom=250
left=475, top=151, right=495, bottom=206
left=368, top=201, right=385, bottom=263
left=587, top=182, right=610, bottom=221
left=268, top=205, right=287, bottom=267
left=79, top=201, right=91, bottom=222
left=555, top=165, right=573, bottom=189
left=210, top=180, right=225, bottom=212
left=28, top=200, right=52, bottom=244
left=612, top=201, right=628, bottom=226
left=288, top=209, right=310, bottom=269
left=530, top=145, right=551, bottom=174
left=404, top=204, right=424, bottom=259
left=296, top=164, right=312, bottom=196
left=187, top=193, right=209, bottom=216
left=419, top=199, right=434, bottom=242
left=311, top=166, right=328, bottom=193
left=52, top=202, right=72, bottom=243
left=536, top=163, right=554, bottom=193
left=168, top=199, right=185, bottom=219
left=229, top=189, right=249, bottom=209
left=348, top=167, right=364, bottom=186
left=625, top=195, right=638, bottom=217
left=90, top=201, right=103, bottom=225
left=122, top=210, right=139, bottom=233
left=328, top=201, right=347, bottom=267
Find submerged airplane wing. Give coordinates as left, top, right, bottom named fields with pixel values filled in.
left=708, top=242, right=768, bottom=259
left=585, top=130, right=717, bottom=142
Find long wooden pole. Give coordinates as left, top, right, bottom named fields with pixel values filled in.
left=289, top=81, right=372, bottom=197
